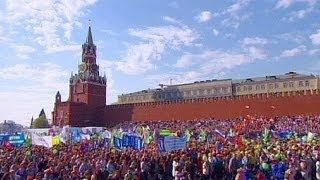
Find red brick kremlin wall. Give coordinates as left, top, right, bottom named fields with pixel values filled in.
left=105, top=90, right=320, bottom=126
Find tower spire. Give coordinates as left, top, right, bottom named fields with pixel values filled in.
left=86, top=20, right=93, bottom=45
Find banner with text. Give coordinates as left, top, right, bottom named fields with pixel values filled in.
left=113, top=133, right=143, bottom=150
left=159, top=135, right=187, bottom=152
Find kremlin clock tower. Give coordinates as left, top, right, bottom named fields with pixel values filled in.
left=52, top=26, right=107, bottom=127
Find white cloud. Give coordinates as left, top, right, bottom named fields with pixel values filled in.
left=99, top=59, right=117, bottom=104
left=168, top=1, right=179, bottom=8
left=46, top=44, right=81, bottom=53
left=0, top=62, right=69, bottom=125
left=4, top=0, right=98, bottom=52
left=0, top=63, right=68, bottom=87
left=276, top=32, right=306, bottom=43
left=212, top=29, right=219, bottom=36
left=280, top=45, right=307, bottom=58
left=0, top=88, right=62, bottom=126
left=116, top=43, right=164, bottom=75
left=227, top=0, right=252, bottom=14
left=310, top=30, right=320, bottom=45
left=176, top=50, right=251, bottom=70
left=116, top=25, right=199, bottom=74
left=173, top=49, right=263, bottom=84
left=100, top=29, right=118, bottom=36
left=286, top=8, right=314, bottom=21
left=242, top=37, right=269, bottom=46
left=247, top=46, right=267, bottom=60
left=241, top=37, right=268, bottom=60
left=163, top=16, right=180, bottom=24
left=220, top=0, right=253, bottom=28
left=276, top=0, right=294, bottom=8
left=145, top=71, right=227, bottom=87
left=129, top=25, right=199, bottom=48
left=308, top=49, right=320, bottom=55
left=0, top=26, right=10, bottom=43
left=196, top=11, right=214, bottom=22
left=12, top=45, right=36, bottom=60
left=275, top=0, right=317, bottom=9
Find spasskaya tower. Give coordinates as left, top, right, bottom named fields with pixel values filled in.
left=69, top=25, right=106, bottom=108
left=52, top=26, right=107, bottom=127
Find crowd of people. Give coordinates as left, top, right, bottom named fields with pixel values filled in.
left=0, top=115, right=320, bottom=180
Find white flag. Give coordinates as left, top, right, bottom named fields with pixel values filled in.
left=31, top=133, right=52, bottom=148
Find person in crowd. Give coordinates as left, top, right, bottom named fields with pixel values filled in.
left=0, top=115, right=319, bottom=179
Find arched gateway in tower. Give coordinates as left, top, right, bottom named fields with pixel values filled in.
left=52, top=26, right=107, bottom=127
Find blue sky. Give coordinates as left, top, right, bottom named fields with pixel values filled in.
left=0, top=0, right=320, bottom=125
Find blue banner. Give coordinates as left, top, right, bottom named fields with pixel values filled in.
left=71, top=127, right=82, bottom=142
left=0, top=135, right=10, bottom=145
left=159, top=135, right=187, bottom=152
left=9, top=134, right=26, bottom=147
left=113, top=133, right=143, bottom=150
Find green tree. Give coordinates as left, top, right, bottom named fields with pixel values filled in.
left=31, top=114, right=50, bottom=129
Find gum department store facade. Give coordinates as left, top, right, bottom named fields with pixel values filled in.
left=52, top=27, right=320, bottom=127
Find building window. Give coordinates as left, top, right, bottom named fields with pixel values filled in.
left=261, top=84, right=265, bottom=90
left=215, top=88, right=220, bottom=94
left=268, top=83, right=274, bottom=89
left=243, top=86, right=247, bottom=91
left=283, top=82, right=287, bottom=88
left=255, top=85, right=260, bottom=90
left=248, top=86, right=252, bottom=91
left=172, top=92, right=176, bottom=98
left=305, top=80, right=310, bottom=87
left=289, top=81, right=294, bottom=88
left=236, top=87, right=241, bottom=92
left=275, top=83, right=279, bottom=89
left=298, top=81, right=303, bottom=87
left=222, top=87, right=227, bottom=93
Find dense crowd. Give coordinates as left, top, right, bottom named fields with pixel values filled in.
left=0, top=115, right=320, bottom=180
